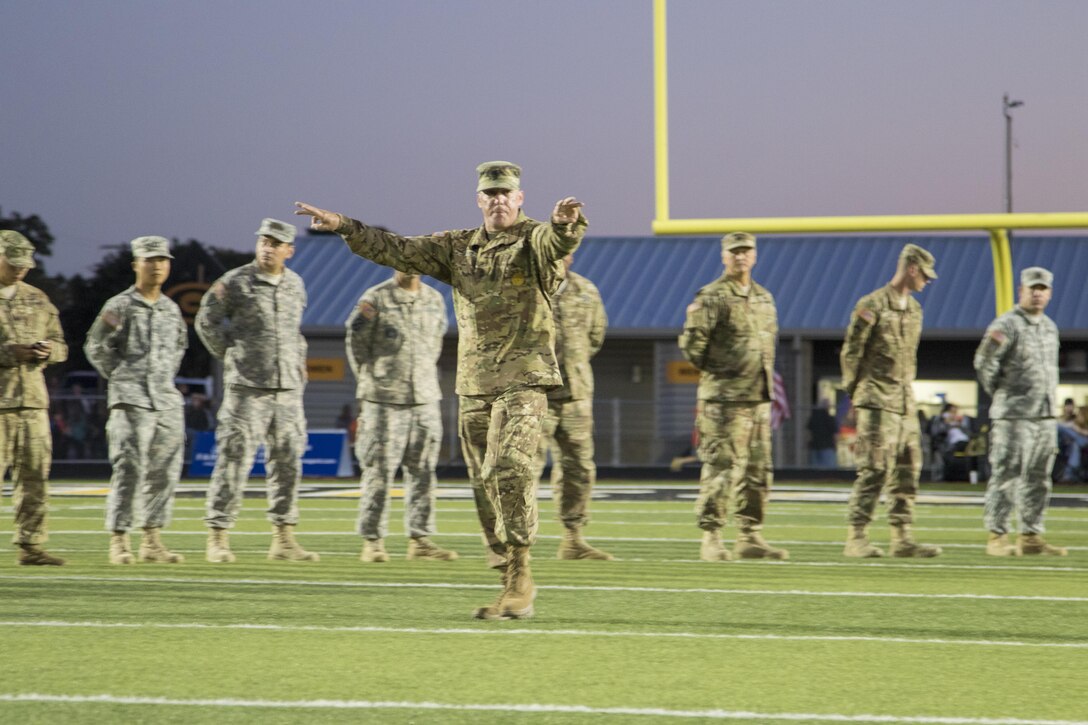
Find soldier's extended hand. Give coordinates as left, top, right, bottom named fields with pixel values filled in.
left=294, top=202, right=343, bottom=233
left=551, top=197, right=584, bottom=225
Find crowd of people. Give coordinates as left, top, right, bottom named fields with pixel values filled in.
left=0, top=160, right=1073, bottom=618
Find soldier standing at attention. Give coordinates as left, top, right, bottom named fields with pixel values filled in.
left=679, top=232, right=789, bottom=562
left=0, top=231, right=68, bottom=565
left=841, top=243, right=941, bottom=558
left=975, top=267, right=1067, bottom=556
left=346, top=270, right=457, bottom=563
left=533, top=253, right=612, bottom=560
left=195, top=218, right=318, bottom=563
left=295, top=161, right=585, bottom=620
left=85, top=236, right=188, bottom=565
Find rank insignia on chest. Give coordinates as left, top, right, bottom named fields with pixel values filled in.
left=511, top=273, right=525, bottom=287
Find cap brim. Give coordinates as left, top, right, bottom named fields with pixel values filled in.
left=477, top=181, right=520, bottom=193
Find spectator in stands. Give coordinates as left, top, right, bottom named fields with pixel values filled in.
left=1056, top=406, right=1088, bottom=482
left=837, top=403, right=858, bottom=469
left=806, top=399, right=838, bottom=468
left=335, top=403, right=354, bottom=430
left=184, top=391, right=215, bottom=468
left=1060, top=398, right=1076, bottom=424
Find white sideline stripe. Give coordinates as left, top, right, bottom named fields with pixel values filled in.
left=3, top=619, right=1085, bottom=650
left=12, top=548, right=1087, bottom=572
left=17, top=547, right=1088, bottom=572
left=55, top=504, right=1088, bottom=523
left=1, top=574, right=1085, bottom=602
left=0, top=693, right=1084, bottom=724
left=39, top=530, right=1088, bottom=551
left=53, top=516, right=1088, bottom=535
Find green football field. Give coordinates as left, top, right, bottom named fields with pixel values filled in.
left=1, top=482, right=1086, bottom=724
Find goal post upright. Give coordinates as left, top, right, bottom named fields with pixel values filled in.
left=650, top=0, right=1088, bottom=315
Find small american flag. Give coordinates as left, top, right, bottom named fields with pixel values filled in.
left=771, top=370, right=790, bottom=430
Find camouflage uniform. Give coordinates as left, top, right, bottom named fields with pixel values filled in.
left=975, top=305, right=1059, bottom=538
left=840, top=284, right=924, bottom=527
left=534, top=270, right=606, bottom=531
left=85, top=286, right=187, bottom=533
left=196, top=261, right=308, bottom=529
left=346, top=276, right=447, bottom=540
left=335, top=208, right=585, bottom=554
left=679, top=270, right=779, bottom=545
left=0, top=276, right=67, bottom=548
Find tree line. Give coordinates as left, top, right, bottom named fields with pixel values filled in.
left=0, top=206, right=253, bottom=381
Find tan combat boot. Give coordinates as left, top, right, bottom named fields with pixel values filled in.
left=205, top=527, right=236, bottom=563
left=557, top=526, right=614, bottom=560
left=985, top=532, right=1018, bottom=557
left=268, top=524, right=320, bottom=561
left=407, top=536, right=459, bottom=561
left=360, top=538, right=390, bottom=563
left=17, top=543, right=65, bottom=566
left=1017, top=533, right=1068, bottom=556
left=889, top=524, right=942, bottom=558
left=109, top=531, right=135, bottom=565
left=843, top=525, right=885, bottom=558
left=699, top=530, right=733, bottom=562
left=473, top=562, right=510, bottom=621
left=734, top=530, right=789, bottom=560
left=139, top=527, right=184, bottom=563
left=499, top=544, right=536, bottom=619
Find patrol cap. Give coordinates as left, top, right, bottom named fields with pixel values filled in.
left=255, top=218, right=297, bottom=244
left=721, top=232, right=757, bottom=252
left=1021, top=266, right=1053, bottom=289
left=0, top=230, right=37, bottom=269
left=130, top=235, right=174, bottom=259
left=899, top=243, right=937, bottom=279
left=476, top=161, right=522, bottom=192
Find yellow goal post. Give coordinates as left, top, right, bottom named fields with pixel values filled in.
left=651, top=0, right=1088, bottom=314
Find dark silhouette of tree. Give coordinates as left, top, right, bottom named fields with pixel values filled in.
left=0, top=206, right=55, bottom=256
left=0, top=206, right=65, bottom=303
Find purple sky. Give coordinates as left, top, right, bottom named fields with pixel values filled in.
left=2, top=0, right=1086, bottom=277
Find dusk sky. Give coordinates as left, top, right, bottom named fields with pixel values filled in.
left=2, top=0, right=1086, bottom=277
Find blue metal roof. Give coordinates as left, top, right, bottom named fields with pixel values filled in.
left=288, top=234, right=1088, bottom=337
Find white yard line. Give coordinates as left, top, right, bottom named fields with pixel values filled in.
left=32, top=529, right=1088, bottom=551
left=1, top=619, right=1085, bottom=650
left=1, top=574, right=1085, bottom=602
left=0, top=693, right=1083, bottom=724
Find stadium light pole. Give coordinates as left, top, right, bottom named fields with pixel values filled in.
left=1003, top=93, right=1024, bottom=213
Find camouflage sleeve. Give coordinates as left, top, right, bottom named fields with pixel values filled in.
left=974, top=318, right=1012, bottom=395
left=84, top=298, right=126, bottom=379
left=345, top=292, right=380, bottom=376
left=173, top=305, right=188, bottom=375
left=194, top=279, right=232, bottom=360
left=529, top=213, right=588, bottom=264
left=587, top=286, right=607, bottom=358
left=298, top=283, right=308, bottom=381
left=43, top=299, right=67, bottom=366
left=337, top=218, right=453, bottom=284
left=840, top=301, right=877, bottom=395
left=678, top=292, right=719, bottom=370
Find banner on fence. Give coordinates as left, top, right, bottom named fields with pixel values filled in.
left=189, top=429, right=354, bottom=478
